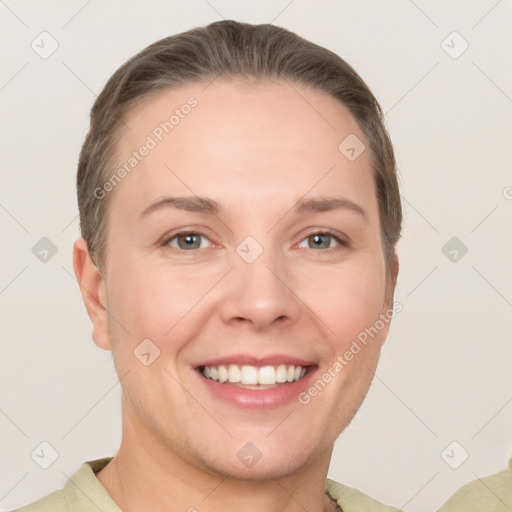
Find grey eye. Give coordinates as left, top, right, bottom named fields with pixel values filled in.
left=298, top=233, right=337, bottom=249
left=311, top=234, right=331, bottom=249
left=168, top=233, right=210, bottom=250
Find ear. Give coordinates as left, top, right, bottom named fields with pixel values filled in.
left=73, top=238, right=111, bottom=350
left=379, top=251, right=400, bottom=342
left=389, top=251, right=399, bottom=298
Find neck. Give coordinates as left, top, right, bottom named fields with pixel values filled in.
left=96, top=406, right=337, bottom=512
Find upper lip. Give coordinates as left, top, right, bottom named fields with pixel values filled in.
left=194, top=354, right=317, bottom=369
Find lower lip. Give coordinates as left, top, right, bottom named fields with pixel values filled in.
left=196, top=369, right=317, bottom=409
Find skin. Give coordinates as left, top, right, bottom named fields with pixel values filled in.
left=73, top=78, right=399, bottom=512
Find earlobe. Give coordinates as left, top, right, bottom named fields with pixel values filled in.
left=73, top=238, right=111, bottom=350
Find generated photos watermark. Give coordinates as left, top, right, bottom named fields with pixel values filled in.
left=298, top=301, right=403, bottom=405
left=93, top=96, right=198, bottom=200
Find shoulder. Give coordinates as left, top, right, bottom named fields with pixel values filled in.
left=11, top=457, right=116, bottom=512
left=326, top=478, right=402, bottom=512
left=12, top=490, right=67, bottom=512
left=438, top=460, right=512, bottom=511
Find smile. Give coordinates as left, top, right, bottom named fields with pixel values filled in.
left=200, top=364, right=307, bottom=387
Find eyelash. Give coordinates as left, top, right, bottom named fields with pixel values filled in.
left=161, top=229, right=349, bottom=253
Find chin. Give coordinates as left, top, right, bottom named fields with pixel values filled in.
left=203, top=450, right=313, bottom=482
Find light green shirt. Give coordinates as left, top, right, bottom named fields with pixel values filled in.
left=13, top=457, right=401, bottom=512
left=438, top=459, right=512, bottom=511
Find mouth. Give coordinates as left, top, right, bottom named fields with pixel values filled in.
left=193, top=355, right=318, bottom=408
left=194, top=355, right=318, bottom=410
left=198, top=363, right=309, bottom=389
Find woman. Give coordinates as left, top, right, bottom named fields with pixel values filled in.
left=16, top=20, right=402, bottom=511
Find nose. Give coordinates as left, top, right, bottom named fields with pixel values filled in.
left=218, top=247, right=302, bottom=332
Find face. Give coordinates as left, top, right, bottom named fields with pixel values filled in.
left=81, top=78, right=397, bottom=480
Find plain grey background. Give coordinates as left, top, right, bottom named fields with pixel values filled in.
left=1, top=1, right=511, bottom=511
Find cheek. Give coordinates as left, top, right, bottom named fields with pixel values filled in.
left=107, top=261, right=219, bottom=345
left=300, top=263, right=386, bottom=344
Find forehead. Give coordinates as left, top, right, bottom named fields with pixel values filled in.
left=108, top=78, right=376, bottom=215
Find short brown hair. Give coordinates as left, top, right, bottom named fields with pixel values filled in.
left=77, top=20, right=401, bottom=280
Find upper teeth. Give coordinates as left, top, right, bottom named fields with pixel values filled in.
left=202, top=364, right=307, bottom=385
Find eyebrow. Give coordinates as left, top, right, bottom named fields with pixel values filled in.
left=139, top=195, right=367, bottom=221
left=293, top=196, right=367, bottom=220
